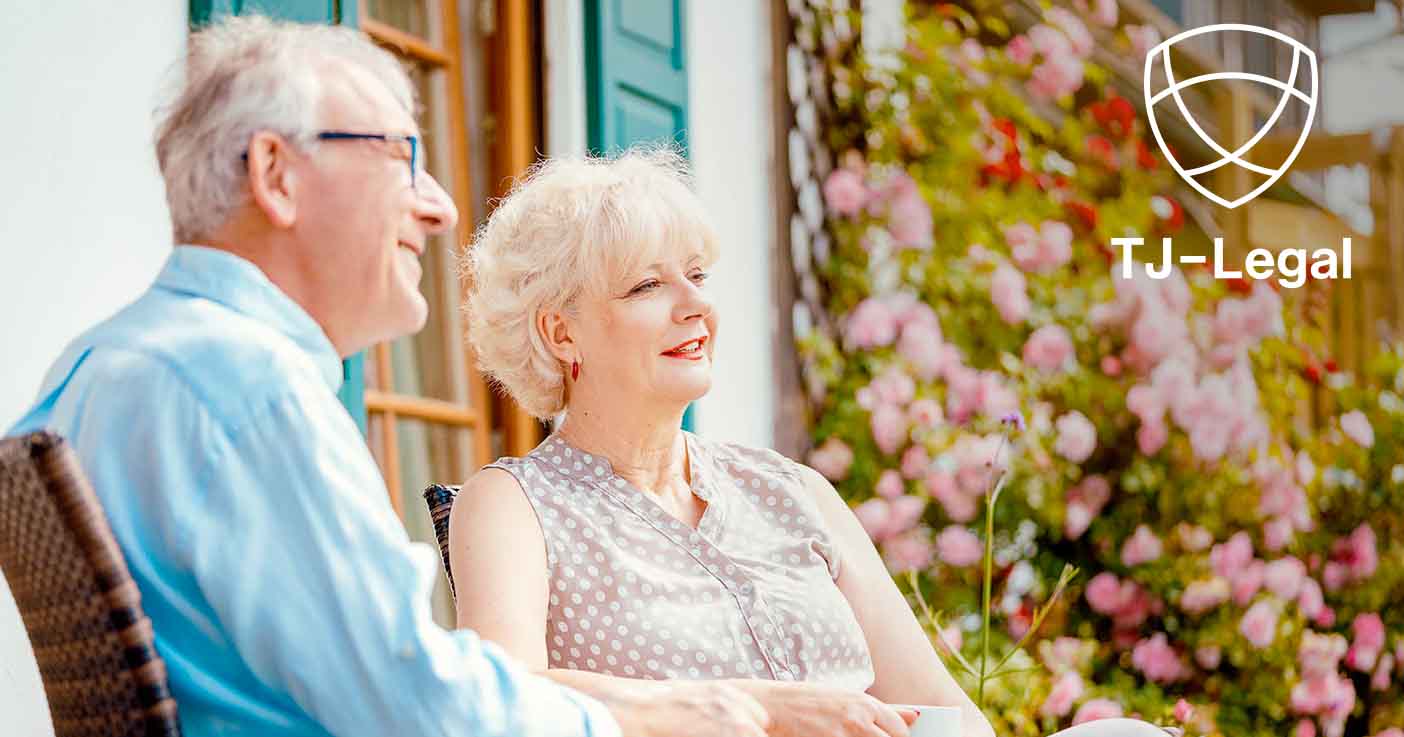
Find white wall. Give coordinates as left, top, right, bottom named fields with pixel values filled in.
left=0, top=3, right=187, bottom=733
left=686, top=1, right=778, bottom=450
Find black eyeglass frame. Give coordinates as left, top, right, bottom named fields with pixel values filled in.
left=240, top=130, right=422, bottom=189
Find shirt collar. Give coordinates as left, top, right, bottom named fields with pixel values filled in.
left=154, top=245, right=345, bottom=391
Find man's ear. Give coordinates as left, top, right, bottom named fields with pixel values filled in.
left=245, top=131, right=300, bottom=229
left=537, top=308, right=577, bottom=365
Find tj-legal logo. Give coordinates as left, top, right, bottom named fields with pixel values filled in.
left=1118, top=23, right=1348, bottom=289
left=1143, top=23, right=1318, bottom=210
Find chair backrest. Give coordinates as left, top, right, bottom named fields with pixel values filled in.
left=422, top=484, right=461, bottom=598
left=0, top=431, right=182, bottom=737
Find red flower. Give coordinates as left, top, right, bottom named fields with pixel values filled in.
left=1226, top=277, right=1253, bottom=295
left=1066, top=200, right=1098, bottom=232
left=1090, top=93, right=1136, bottom=139
left=1304, top=362, right=1323, bottom=384
left=993, top=118, right=1019, bottom=145
left=1325, top=358, right=1339, bottom=373
left=1136, top=139, right=1159, bottom=170
left=1085, top=135, right=1118, bottom=170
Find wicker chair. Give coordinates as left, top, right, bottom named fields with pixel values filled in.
left=422, top=484, right=461, bottom=598
left=0, top=431, right=182, bottom=737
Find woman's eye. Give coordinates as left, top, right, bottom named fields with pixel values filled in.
left=690, top=271, right=710, bottom=284
left=629, top=280, right=660, bottom=295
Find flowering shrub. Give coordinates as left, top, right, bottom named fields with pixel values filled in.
left=795, top=3, right=1404, bottom=737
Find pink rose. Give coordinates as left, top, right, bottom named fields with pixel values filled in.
left=1030, top=55, right=1085, bottom=101
left=1054, top=411, right=1097, bottom=463
left=1195, top=645, right=1222, bottom=670
left=822, top=168, right=868, bottom=217
left=1064, top=475, right=1111, bottom=539
left=1298, top=578, right=1325, bottom=619
left=1211, top=532, right=1254, bottom=578
left=809, top=437, right=853, bottom=481
left=1120, top=525, right=1163, bottom=567
left=846, top=298, right=898, bottom=349
left=1297, top=721, right=1317, bottom=737
left=1173, top=699, right=1194, bottom=724
left=1340, top=409, right=1374, bottom=448
left=854, top=499, right=893, bottom=540
left=1176, top=523, right=1213, bottom=552
left=1264, top=516, right=1295, bottom=552
left=1125, top=25, right=1162, bottom=61
left=1047, top=7, right=1094, bottom=56
left=1339, top=523, right=1379, bottom=582
left=1136, top=419, right=1168, bottom=455
left=875, top=469, right=905, bottom=500
left=900, top=445, right=930, bottom=480
left=1345, top=613, right=1385, bottom=672
left=1041, top=671, right=1085, bottom=718
left=1023, top=324, right=1076, bottom=373
left=1299, top=627, right=1345, bottom=664
left=936, top=526, right=983, bottom=568
left=1374, top=730, right=1404, bottom=737
left=1132, top=633, right=1188, bottom=683
left=1372, top=653, right=1395, bottom=691
left=1007, top=221, right=1074, bottom=273
left=883, top=528, right=934, bottom=573
left=1179, top=578, right=1229, bottom=616
left=990, top=263, right=1031, bottom=325
left=1072, top=698, right=1124, bottom=725
left=870, top=403, right=909, bottom=456
left=1230, top=559, right=1266, bottom=607
left=926, top=471, right=977, bottom=523
left=1091, top=0, right=1118, bottom=27
left=1240, top=599, right=1280, bottom=649
left=1100, top=354, right=1122, bottom=377
left=887, top=495, right=927, bottom=536
left=939, top=624, right=963, bottom=654
left=1007, top=34, right=1035, bottom=65
left=908, top=398, right=944, bottom=429
left=1085, top=572, right=1124, bottom=614
left=1265, top=557, right=1307, bottom=600
left=888, top=185, right=934, bottom=250
left=899, top=325, right=951, bottom=382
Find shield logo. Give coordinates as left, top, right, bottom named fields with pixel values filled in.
left=1143, top=23, right=1318, bottom=210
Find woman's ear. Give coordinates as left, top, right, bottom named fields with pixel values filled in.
left=245, top=130, right=300, bottom=229
left=537, top=307, right=576, bottom=364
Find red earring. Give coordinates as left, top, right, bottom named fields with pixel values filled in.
left=571, top=361, right=580, bottom=381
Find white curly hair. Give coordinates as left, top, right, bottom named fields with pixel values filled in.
left=462, top=145, right=720, bottom=419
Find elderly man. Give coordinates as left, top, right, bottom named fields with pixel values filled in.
left=8, top=16, right=768, bottom=737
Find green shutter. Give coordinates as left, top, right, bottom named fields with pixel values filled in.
left=585, top=0, right=696, bottom=432
left=585, top=0, right=689, bottom=155
left=190, top=0, right=357, bottom=27
left=188, top=0, right=367, bottom=434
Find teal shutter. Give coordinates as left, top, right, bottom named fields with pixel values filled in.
left=188, top=0, right=367, bottom=434
left=585, top=0, right=689, bottom=155
left=585, top=0, right=696, bottom=432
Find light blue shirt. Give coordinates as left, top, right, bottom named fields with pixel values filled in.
left=10, top=246, right=621, bottom=737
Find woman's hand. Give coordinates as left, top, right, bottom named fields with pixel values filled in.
left=608, top=680, right=772, bottom=737
left=729, top=680, right=917, bottom=737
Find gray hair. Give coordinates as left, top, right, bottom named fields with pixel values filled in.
left=155, top=15, right=415, bottom=242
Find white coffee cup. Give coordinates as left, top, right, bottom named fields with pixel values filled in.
left=891, top=704, right=961, bottom=737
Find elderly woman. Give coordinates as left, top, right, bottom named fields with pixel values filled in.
left=453, top=148, right=1166, bottom=737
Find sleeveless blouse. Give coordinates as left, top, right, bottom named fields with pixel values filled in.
left=486, top=432, right=876, bottom=690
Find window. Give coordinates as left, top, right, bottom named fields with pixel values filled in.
left=360, top=0, right=493, bottom=627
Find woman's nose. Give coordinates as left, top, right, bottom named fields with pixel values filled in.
left=676, top=278, right=713, bottom=322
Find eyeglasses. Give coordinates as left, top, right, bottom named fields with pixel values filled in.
left=241, top=130, right=423, bottom=189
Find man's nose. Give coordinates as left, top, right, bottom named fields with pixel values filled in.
left=414, top=171, right=459, bottom=235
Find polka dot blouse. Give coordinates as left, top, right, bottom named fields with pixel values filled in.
left=486, top=432, right=876, bottom=690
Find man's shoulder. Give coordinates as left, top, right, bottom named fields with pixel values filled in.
left=76, top=288, right=331, bottom=418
